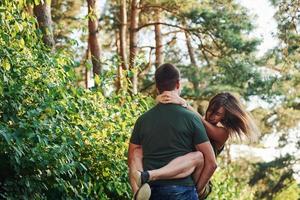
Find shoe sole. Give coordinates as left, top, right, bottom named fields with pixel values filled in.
left=135, top=183, right=151, bottom=200
left=133, top=171, right=142, bottom=187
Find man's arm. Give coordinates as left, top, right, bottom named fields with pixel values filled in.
left=195, top=141, right=217, bottom=193
left=128, top=142, right=143, bottom=194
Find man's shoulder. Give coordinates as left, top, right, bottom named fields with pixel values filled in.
left=177, top=106, right=200, bottom=119
left=137, top=104, right=200, bottom=122
left=178, top=108, right=204, bottom=128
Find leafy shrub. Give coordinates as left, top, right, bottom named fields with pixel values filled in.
left=208, top=161, right=255, bottom=200
left=0, top=1, right=153, bottom=199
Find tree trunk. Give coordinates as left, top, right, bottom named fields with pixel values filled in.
left=33, top=0, right=55, bottom=49
left=185, top=30, right=200, bottom=95
left=87, top=0, right=101, bottom=76
left=129, top=0, right=140, bottom=94
left=115, top=29, right=122, bottom=91
left=154, top=8, right=163, bottom=68
left=120, top=0, right=128, bottom=70
left=85, top=44, right=90, bottom=89
left=185, top=31, right=197, bottom=67
left=117, top=0, right=128, bottom=91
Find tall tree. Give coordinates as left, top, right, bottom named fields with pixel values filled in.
left=136, top=0, right=260, bottom=97
left=184, top=30, right=201, bottom=95
left=129, top=0, right=140, bottom=94
left=87, top=0, right=101, bottom=76
left=154, top=8, right=163, bottom=68
left=33, top=0, right=55, bottom=49
left=117, top=0, right=128, bottom=91
left=247, top=1, right=300, bottom=198
left=185, top=31, right=197, bottom=67
left=119, top=0, right=128, bottom=70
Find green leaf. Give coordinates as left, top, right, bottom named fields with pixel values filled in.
left=19, top=38, right=25, bottom=48
left=34, top=0, right=41, bottom=6
left=0, top=7, right=6, bottom=12
left=14, top=22, right=23, bottom=32
left=2, top=59, right=11, bottom=71
left=94, top=75, right=100, bottom=85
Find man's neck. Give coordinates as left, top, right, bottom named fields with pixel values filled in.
left=160, top=90, right=179, bottom=95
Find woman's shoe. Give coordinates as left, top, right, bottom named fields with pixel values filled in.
left=133, top=183, right=151, bottom=200
left=198, top=181, right=213, bottom=200
left=134, top=170, right=150, bottom=187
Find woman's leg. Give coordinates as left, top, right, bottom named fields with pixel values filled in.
left=191, top=155, right=205, bottom=184
left=147, top=151, right=204, bottom=181
left=133, top=150, right=208, bottom=198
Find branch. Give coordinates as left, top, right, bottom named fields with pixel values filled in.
left=138, top=48, right=154, bottom=78
left=163, top=37, right=177, bottom=46
left=139, top=5, right=180, bottom=16
left=137, top=22, right=190, bottom=32
left=138, top=45, right=155, bottom=49
left=162, top=30, right=182, bottom=36
left=193, top=33, right=219, bottom=58
left=140, top=81, right=155, bottom=92
left=198, top=36, right=211, bottom=67
left=205, top=31, right=223, bottom=51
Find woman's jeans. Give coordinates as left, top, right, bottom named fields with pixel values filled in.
left=149, top=185, right=198, bottom=200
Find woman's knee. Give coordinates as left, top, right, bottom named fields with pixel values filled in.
left=192, top=151, right=204, bottom=165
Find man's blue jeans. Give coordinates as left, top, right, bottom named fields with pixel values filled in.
left=149, top=185, right=198, bottom=200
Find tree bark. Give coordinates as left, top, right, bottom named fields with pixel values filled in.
left=137, top=22, right=188, bottom=32
left=85, top=44, right=90, bottom=89
left=117, top=0, right=128, bottom=91
left=154, top=8, right=163, bottom=68
left=119, top=0, right=128, bottom=70
left=185, top=31, right=197, bottom=67
left=115, top=29, right=123, bottom=91
left=87, top=0, right=101, bottom=76
left=33, top=0, right=55, bottom=49
left=185, top=30, right=201, bottom=95
left=129, top=0, right=140, bottom=94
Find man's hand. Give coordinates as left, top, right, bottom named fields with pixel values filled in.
left=156, top=91, right=186, bottom=105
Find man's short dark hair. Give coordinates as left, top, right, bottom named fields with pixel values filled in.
left=155, top=63, right=180, bottom=94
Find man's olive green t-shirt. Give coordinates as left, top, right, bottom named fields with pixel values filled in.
left=130, top=103, right=209, bottom=186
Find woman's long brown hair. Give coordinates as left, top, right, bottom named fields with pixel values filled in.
left=205, top=92, right=260, bottom=140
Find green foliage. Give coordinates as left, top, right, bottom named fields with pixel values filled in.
left=249, top=155, right=296, bottom=200
left=273, top=181, right=300, bottom=200
left=208, top=161, right=255, bottom=200
left=183, top=0, right=259, bottom=55
left=51, top=0, right=84, bottom=47
left=0, top=1, right=154, bottom=199
left=251, top=4, right=300, bottom=197
left=261, top=0, right=300, bottom=116
left=1, top=0, right=299, bottom=199
left=167, top=0, right=271, bottom=101
left=208, top=168, right=243, bottom=200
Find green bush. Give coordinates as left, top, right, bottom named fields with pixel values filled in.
left=0, top=1, right=153, bottom=199
left=208, top=161, right=255, bottom=200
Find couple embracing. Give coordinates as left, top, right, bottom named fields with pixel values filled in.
left=128, top=63, right=258, bottom=200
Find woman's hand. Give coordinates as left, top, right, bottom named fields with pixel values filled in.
left=156, top=91, right=186, bottom=106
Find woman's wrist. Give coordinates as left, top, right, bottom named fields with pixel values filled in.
left=181, top=100, right=189, bottom=108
